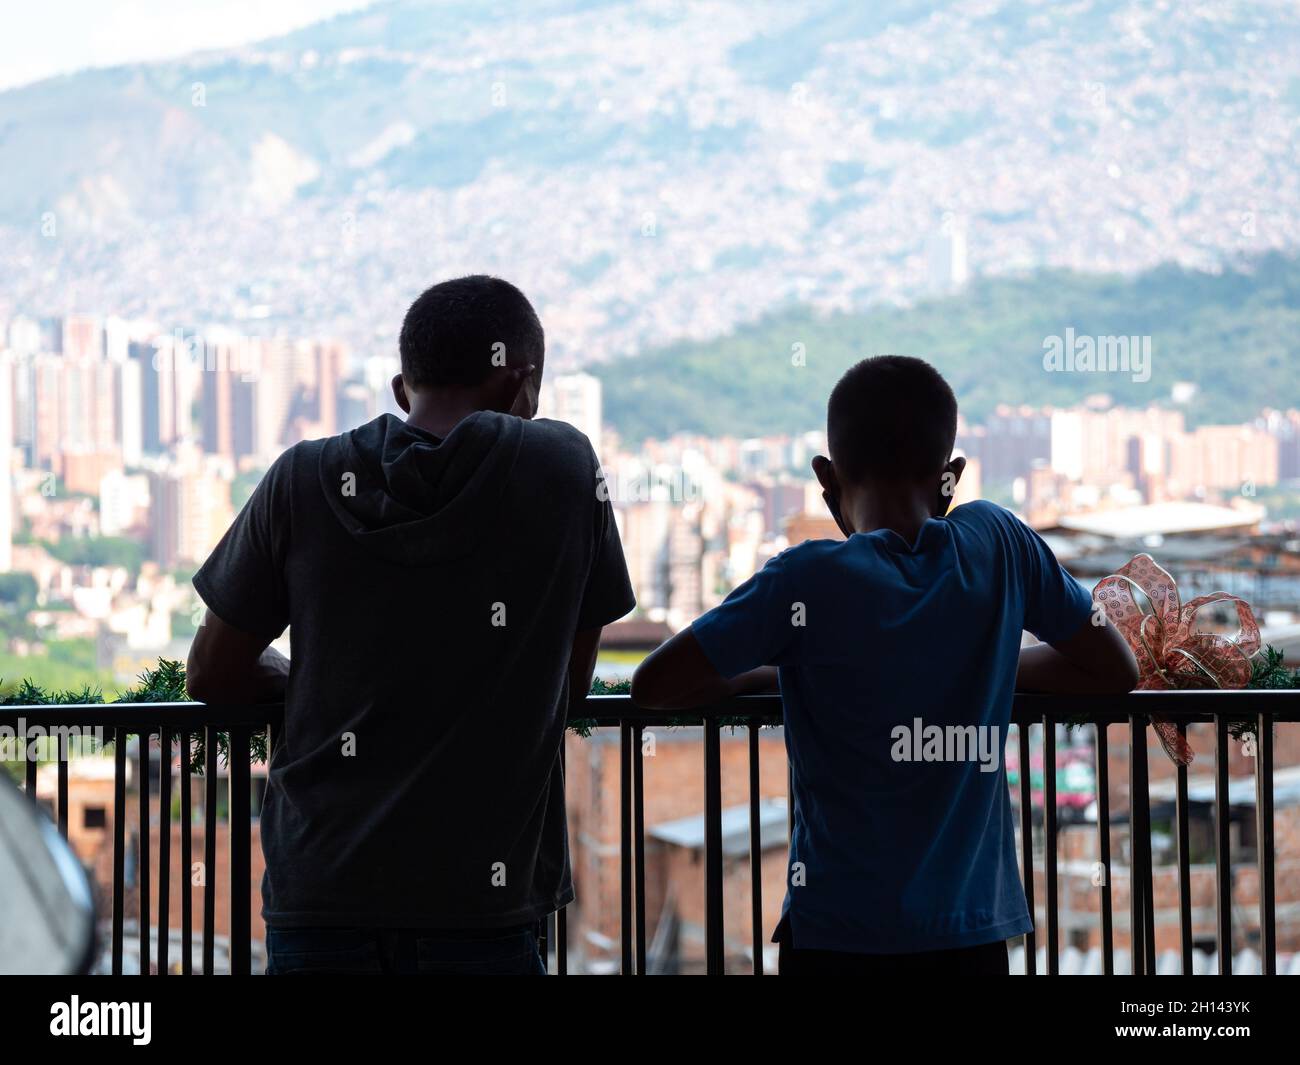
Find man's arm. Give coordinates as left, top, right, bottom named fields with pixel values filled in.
left=1016, top=614, right=1139, bottom=694
left=568, top=627, right=603, bottom=716
left=632, top=629, right=777, bottom=710
left=186, top=608, right=289, bottom=704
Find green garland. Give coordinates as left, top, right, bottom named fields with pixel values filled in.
left=1057, top=644, right=1300, bottom=740
left=4, top=649, right=1295, bottom=773
left=1, top=659, right=267, bottom=774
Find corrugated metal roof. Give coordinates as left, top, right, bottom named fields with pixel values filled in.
left=649, top=798, right=788, bottom=856
left=1147, top=764, right=1300, bottom=807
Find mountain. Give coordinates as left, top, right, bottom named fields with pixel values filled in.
left=0, top=0, right=1298, bottom=364
left=595, top=252, right=1300, bottom=441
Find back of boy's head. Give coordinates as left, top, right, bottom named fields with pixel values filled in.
left=827, top=356, right=958, bottom=484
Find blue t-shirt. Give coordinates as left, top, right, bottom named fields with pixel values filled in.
left=691, top=499, right=1093, bottom=954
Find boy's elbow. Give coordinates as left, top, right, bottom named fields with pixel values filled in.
left=630, top=666, right=663, bottom=710
left=1108, top=650, right=1141, bottom=693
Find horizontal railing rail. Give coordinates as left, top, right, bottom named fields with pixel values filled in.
left=4, top=690, right=1297, bottom=975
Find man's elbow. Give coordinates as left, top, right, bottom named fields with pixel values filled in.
left=184, top=652, right=214, bottom=702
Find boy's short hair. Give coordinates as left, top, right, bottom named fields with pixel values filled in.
left=399, top=275, right=544, bottom=389
left=827, top=355, right=958, bottom=482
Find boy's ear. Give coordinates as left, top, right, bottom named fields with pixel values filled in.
left=392, top=374, right=411, bottom=414
left=811, top=454, right=837, bottom=495
left=938, top=455, right=967, bottom=514
left=811, top=455, right=850, bottom=537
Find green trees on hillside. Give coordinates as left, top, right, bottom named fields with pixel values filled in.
left=597, top=253, right=1300, bottom=441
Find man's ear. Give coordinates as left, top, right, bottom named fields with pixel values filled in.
left=507, top=364, right=539, bottom=419
left=392, top=374, right=411, bottom=414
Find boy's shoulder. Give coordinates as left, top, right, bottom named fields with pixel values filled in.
left=767, top=535, right=863, bottom=583
left=947, top=498, right=1009, bottom=525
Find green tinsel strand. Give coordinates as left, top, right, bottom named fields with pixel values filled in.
left=8, top=647, right=1287, bottom=768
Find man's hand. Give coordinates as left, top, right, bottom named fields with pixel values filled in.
left=632, top=628, right=777, bottom=710
left=186, top=608, right=289, bottom=704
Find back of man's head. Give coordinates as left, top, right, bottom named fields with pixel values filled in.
left=399, top=275, right=544, bottom=390
left=827, top=355, right=958, bottom=484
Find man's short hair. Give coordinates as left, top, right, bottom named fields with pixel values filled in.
left=399, top=275, right=544, bottom=389
left=827, top=355, right=958, bottom=482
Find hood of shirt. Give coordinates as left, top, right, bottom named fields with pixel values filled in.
left=318, top=411, right=523, bottom=565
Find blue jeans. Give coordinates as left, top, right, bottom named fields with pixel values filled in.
left=266, top=925, right=546, bottom=975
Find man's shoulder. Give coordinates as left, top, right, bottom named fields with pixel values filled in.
left=522, top=417, right=597, bottom=459
left=266, top=436, right=328, bottom=483
left=517, top=418, right=601, bottom=491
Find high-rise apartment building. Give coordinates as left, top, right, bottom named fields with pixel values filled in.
left=540, top=373, right=603, bottom=456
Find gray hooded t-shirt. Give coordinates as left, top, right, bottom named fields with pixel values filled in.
left=193, top=411, right=635, bottom=929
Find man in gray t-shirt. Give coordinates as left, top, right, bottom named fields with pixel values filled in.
left=187, top=276, right=634, bottom=975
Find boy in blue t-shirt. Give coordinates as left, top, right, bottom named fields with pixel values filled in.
left=632, top=356, right=1138, bottom=974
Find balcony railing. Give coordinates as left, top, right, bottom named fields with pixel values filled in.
left=4, top=690, right=1297, bottom=975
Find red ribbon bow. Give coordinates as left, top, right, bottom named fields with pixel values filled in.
left=1091, top=553, right=1260, bottom=765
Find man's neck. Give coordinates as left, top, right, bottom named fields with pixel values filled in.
left=404, top=393, right=493, bottom=439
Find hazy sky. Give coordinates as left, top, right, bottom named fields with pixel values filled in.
left=0, top=0, right=377, bottom=91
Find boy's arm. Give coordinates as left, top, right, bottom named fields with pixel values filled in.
left=995, top=502, right=1139, bottom=694
left=632, top=629, right=777, bottom=710
left=1016, top=615, right=1139, bottom=694
left=633, top=557, right=791, bottom=710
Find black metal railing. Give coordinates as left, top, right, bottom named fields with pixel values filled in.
left=4, top=690, right=1296, bottom=975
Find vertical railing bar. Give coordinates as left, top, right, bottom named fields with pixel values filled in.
left=1017, top=722, right=1037, bottom=975
left=138, top=730, right=150, bottom=975
left=180, top=730, right=192, bottom=976
left=557, top=739, right=568, bottom=977
left=112, top=727, right=126, bottom=976
left=633, top=724, right=647, bottom=976
left=1128, top=714, right=1146, bottom=976
left=619, top=722, right=633, bottom=975
left=24, top=722, right=36, bottom=795
left=748, top=721, right=763, bottom=976
left=157, top=727, right=172, bottom=976
left=1095, top=722, right=1113, bottom=975
left=1214, top=715, right=1232, bottom=975
left=1255, top=711, right=1276, bottom=975
left=556, top=906, right=568, bottom=976
left=1044, top=716, right=1058, bottom=975
left=786, top=762, right=793, bottom=844
left=202, top=726, right=217, bottom=976
left=1135, top=716, right=1156, bottom=974
left=1175, top=723, right=1193, bottom=974
left=704, top=721, right=724, bottom=975
left=57, top=731, right=69, bottom=838
left=228, top=724, right=251, bottom=975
